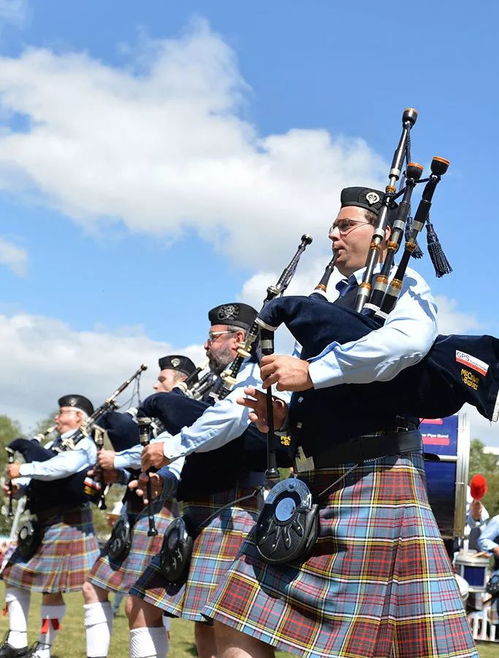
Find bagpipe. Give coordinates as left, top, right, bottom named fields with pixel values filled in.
left=255, top=110, right=498, bottom=453
left=7, top=366, right=147, bottom=514
left=138, top=390, right=296, bottom=500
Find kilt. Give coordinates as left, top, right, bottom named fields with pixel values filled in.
left=204, top=454, right=478, bottom=658
left=130, top=486, right=261, bottom=622
left=87, top=500, right=178, bottom=594
left=2, top=505, right=99, bottom=593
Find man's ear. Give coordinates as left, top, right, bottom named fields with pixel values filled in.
left=384, top=225, right=392, bottom=241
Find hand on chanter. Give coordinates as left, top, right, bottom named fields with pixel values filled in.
left=237, top=386, right=288, bottom=433
left=97, top=449, right=116, bottom=470
left=5, top=463, right=21, bottom=479
left=260, top=354, right=313, bottom=392
left=142, top=442, right=169, bottom=470
left=129, top=472, right=163, bottom=504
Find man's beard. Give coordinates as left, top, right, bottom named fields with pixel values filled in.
left=208, top=344, right=234, bottom=375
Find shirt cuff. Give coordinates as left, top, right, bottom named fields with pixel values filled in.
left=308, top=351, right=344, bottom=389
left=162, top=435, right=184, bottom=461
left=19, top=464, right=33, bottom=477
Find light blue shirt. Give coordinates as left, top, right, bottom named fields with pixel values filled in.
left=18, top=429, right=97, bottom=481
left=477, top=514, right=499, bottom=559
left=308, top=265, right=438, bottom=388
left=160, top=359, right=262, bottom=461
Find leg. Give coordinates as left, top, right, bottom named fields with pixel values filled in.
left=0, top=586, right=31, bottom=654
left=82, top=582, right=113, bottom=658
left=194, top=621, right=218, bottom=658
left=29, top=594, right=66, bottom=658
left=214, top=621, right=275, bottom=658
left=126, top=595, right=168, bottom=658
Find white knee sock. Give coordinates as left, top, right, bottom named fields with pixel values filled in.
left=84, top=601, right=113, bottom=657
left=4, top=587, right=30, bottom=648
left=33, top=603, right=66, bottom=658
left=129, top=627, right=168, bottom=658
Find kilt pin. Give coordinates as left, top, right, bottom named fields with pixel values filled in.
left=87, top=500, right=178, bottom=594
left=203, top=454, right=478, bottom=658
left=2, top=505, right=99, bottom=593
left=130, top=485, right=261, bottom=622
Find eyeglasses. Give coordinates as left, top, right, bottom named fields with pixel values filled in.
left=328, top=219, right=372, bottom=235
left=206, top=330, right=237, bottom=343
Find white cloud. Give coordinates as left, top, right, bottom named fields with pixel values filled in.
left=0, top=19, right=386, bottom=268
left=434, top=295, right=482, bottom=334
left=0, top=236, right=28, bottom=275
left=0, top=312, right=205, bottom=432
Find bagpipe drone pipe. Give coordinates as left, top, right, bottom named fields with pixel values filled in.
left=140, top=390, right=295, bottom=500
left=256, top=293, right=499, bottom=454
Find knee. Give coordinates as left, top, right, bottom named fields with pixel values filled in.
left=82, top=581, right=107, bottom=604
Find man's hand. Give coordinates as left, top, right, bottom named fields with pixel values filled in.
left=5, top=463, right=21, bottom=479
left=237, top=386, right=288, bottom=433
left=142, top=443, right=170, bottom=470
left=87, top=467, right=120, bottom=484
left=129, top=472, right=163, bottom=504
left=260, top=354, right=313, bottom=392
left=2, top=481, right=20, bottom=496
left=97, top=449, right=116, bottom=471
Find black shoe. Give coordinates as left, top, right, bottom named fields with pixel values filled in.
left=25, top=643, right=49, bottom=658
left=0, top=641, right=29, bottom=657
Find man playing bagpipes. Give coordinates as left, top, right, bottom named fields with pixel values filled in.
left=1, top=395, right=100, bottom=658
left=198, top=185, right=479, bottom=657
left=127, top=303, right=291, bottom=658
left=81, top=354, right=197, bottom=658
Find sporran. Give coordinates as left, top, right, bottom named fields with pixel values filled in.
left=255, top=478, right=319, bottom=564
left=17, top=518, right=42, bottom=561
left=158, top=516, right=194, bottom=584
left=105, top=516, right=132, bottom=562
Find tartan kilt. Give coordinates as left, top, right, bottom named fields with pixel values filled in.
left=204, top=454, right=478, bottom=658
left=87, top=500, right=178, bottom=594
left=130, top=485, right=261, bottom=622
left=2, top=505, right=99, bottom=593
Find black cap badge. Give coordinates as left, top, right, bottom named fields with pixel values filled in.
left=217, top=304, right=239, bottom=322
left=365, top=191, right=380, bottom=206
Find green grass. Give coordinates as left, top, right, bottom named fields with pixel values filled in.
left=0, top=586, right=497, bottom=656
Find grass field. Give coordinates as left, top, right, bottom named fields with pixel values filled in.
left=0, top=586, right=497, bottom=657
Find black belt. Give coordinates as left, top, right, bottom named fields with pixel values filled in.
left=303, top=429, right=422, bottom=469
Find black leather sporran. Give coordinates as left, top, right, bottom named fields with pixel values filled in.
left=158, top=516, right=194, bottom=584
left=17, top=518, right=42, bottom=561
left=255, top=478, right=319, bottom=564
left=105, top=516, right=132, bottom=562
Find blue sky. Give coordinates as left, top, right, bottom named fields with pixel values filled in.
left=0, top=0, right=497, bottom=445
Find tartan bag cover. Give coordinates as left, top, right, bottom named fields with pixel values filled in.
left=203, top=455, right=477, bottom=658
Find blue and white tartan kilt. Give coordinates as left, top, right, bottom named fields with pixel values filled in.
left=87, top=500, right=178, bottom=594
left=2, top=505, right=99, bottom=593
left=204, top=454, right=478, bottom=658
left=130, top=486, right=261, bottom=622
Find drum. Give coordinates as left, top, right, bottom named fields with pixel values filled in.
left=422, top=414, right=469, bottom=541
left=455, top=552, right=489, bottom=592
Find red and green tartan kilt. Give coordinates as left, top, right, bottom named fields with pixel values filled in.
left=87, top=500, right=178, bottom=594
left=130, top=486, right=261, bottom=622
left=204, top=454, right=477, bottom=658
left=2, top=505, right=99, bottom=593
